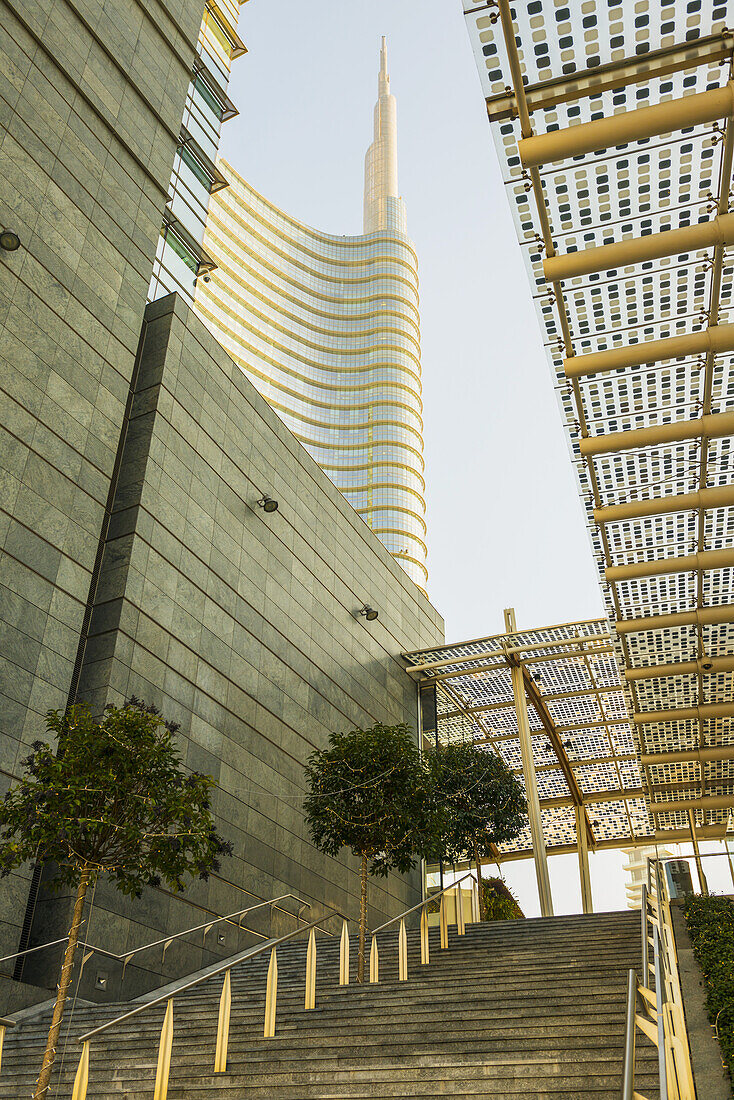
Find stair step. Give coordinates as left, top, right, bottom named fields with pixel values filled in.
left=0, top=913, right=661, bottom=1099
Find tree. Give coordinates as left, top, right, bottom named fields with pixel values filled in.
left=0, top=699, right=232, bottom=1100
left=425, top=742, right=527, bottom=920
left=304, top=722, right=438, bottom=982
left=480, top=875, right=524, bottom=921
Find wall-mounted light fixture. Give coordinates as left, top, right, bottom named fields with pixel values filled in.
left=0, top=228, right=21, bottom=252
left=359, top=605, right=379, bottom=622
left=257, top=495, right=279, bottom=514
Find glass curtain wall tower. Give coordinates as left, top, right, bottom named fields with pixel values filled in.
left=148, top=0, right=246, bottom=304
left=195, top=39, right=428, bottom=589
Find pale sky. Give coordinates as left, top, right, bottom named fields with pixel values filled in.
left=222, top=1, right=731, bottom=914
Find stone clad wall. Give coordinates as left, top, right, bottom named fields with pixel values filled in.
left=25, top=294, right=443, bottom=1000
left=0, top=0, right=206, bottom=958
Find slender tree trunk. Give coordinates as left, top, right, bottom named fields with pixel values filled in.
left=357, top=853, right=368, bottom=983
left=474, top=840, right=485, bottom=921
left=33, top=866, right=91, bottom=1100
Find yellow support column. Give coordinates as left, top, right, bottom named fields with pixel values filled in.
left=510, top=661, right=554, bottom=917
left=575, top=804, right=593, bottom=914
left=688, top=811, right=710, bottom=896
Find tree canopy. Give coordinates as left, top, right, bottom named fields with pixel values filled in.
left=304, top=721, right=440, bottom=980
left=0, top=698, right=232, bottom=1100
left=425, top=741, right=527, bottom=917
left=304, top=721, right=438, bottom=877
left=0, top=698, right=232, bottom=893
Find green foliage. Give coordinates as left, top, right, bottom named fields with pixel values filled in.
left=424, top=741, right=527, bottom=865
left=480, top=875, right=524, bottom=921
left=683, top=894, right=734, bottom=1087
left=303, top=722, right=439, bottom=875
left=0, top=699, right=232, bottom=896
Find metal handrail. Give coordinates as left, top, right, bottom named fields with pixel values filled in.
left=621, top=969, right=637, bottom=1100
left=77, top=904, right=347, bottom=1044
left=371, top=872, right=475, bottom=934
left=0, top=892, right=314, bottom=970
left=620, top=858, right=695, bottom=1099
left=59, top=877, right=479, bottom=1094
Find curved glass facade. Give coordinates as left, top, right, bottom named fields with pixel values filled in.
left=194, top=41, right=427, bottom=588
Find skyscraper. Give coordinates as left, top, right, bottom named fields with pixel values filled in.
left=195, top=40, right=428, bottom=589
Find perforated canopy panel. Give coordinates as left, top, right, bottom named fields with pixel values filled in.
left=404, top=620, right=651, bottom=859
left=461, top=1, right=734, bottom=842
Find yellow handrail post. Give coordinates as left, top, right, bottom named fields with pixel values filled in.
left=71, top=1040, right=90, bottom=1100
left=153, top=999, right=174, bottom=1100
left=214, top=969, right=231, bottom=1072
left=339, top=920, right=349, bottom=985
left=456, top=885, right=466, bottom=935
left=305, top=927, right=316, bottom=1010
left=264, top=947, right=278, bottom=1038
left=369, top=935, right=379, bottom=983
left=439, top=893, right=448, bottom=949
left=420, top=907, right=429, bottom=965
left=471, top=880, right=480, bottom=924
left=0, top=1025, right=4, bottom=1078
left=398, top=918, right=408, bottom=981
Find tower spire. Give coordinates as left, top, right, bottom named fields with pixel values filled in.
left=363, top=37, right=406, bottom=235
left=379, top=35, right=389, bottom=96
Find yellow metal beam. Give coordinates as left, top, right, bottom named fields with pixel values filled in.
left=485, top=34, right=734, bottom=123
left=544, top=213, right=734, bottom=281
left=594, top=484, right=734, bottom=525
left=616, top=604, right=734, bottom=635
left=580, top=410, right=734, bottom=457
left=626, top=655, right=734, bottom=680
left=541, top=788, right=646, bottom=809
left=641, top=746, right=734, bottom=765
left=606, top=547, right=734, bottom=582
left=651, top=793, right=734, bottom=814
left=519, top=82, right=734, bottom=168
left=634, top=701, right=734, bottom=724
left=564, top=324, right=734, bottom=380
left=405, top=630, right=611, bottom=675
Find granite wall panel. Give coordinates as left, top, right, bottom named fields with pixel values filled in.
left=25, top=294, right=443, bottom=1000
left=0, top=0, right=205, bottom=959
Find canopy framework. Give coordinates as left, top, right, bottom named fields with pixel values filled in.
left=462, top=2, right=734, bottom=843
left=405, top=618, right=653, bottom=866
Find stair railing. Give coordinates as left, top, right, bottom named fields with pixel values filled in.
left=369, top=871, right=476, bottom=983
left=0, top=1017, right=15, bottom=1077
left=620, top=860, right=696, bottom=1100
left=0, top=892, right=316, bottom=990
left=68, top=904, right=349, bottom=1100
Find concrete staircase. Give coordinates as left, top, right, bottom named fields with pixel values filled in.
left=0, top=911, right=659, bottom=1099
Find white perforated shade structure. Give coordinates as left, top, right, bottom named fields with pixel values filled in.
left=405, top=619, right=655, bottom=860
left=454, top=2, right=734, bottom=852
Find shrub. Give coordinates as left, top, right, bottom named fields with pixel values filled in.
left=480, top=875, right=524, bottom=921
left=683, top=893, right=734, bottom=1087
